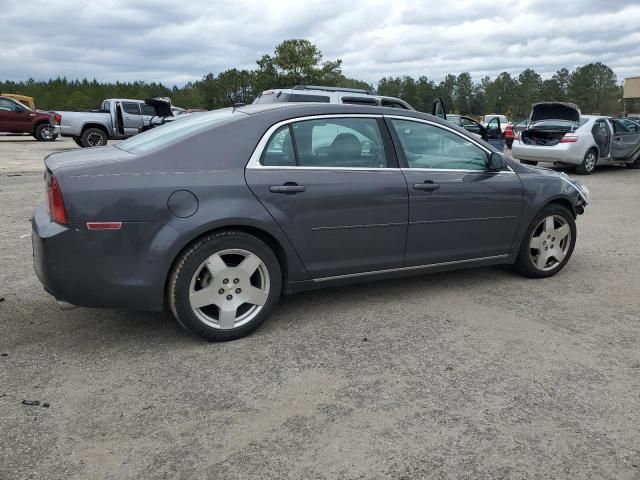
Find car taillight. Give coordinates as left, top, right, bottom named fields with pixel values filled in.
left=50, top=113, right=61, bottom=125
left=47, top=175, right=68, bottom=224
left=560, top=135, right=579, bottom=143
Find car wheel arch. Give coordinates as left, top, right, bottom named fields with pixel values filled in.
left=81, top=123, right=109, bottom=136
left=545, top=197, right=577, bottom=218
left=162, top=223, right=297, bottom=307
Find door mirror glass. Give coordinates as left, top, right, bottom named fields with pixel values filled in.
left=487, top=151, right=507, bottom=170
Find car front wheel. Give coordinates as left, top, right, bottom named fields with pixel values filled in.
left=168, top=231, right=282, bottom=341
left=515, top=204, right=576, bottom=278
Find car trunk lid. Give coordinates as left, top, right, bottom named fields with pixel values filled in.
left=530, top=102, right=580, bottom=123
left=44, top=145, right=135, bottom=172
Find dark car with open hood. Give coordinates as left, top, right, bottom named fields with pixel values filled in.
left=32, top=103, right=590, bottom=341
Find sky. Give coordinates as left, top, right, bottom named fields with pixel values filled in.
left=1, top=0, right=639, bottom=86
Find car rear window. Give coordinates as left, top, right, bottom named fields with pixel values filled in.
left=115, top=108, right=243, bottom=154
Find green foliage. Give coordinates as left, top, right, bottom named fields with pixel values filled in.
left=0, top=40, right=624, bottom=116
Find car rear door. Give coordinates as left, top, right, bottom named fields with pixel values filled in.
left=386, top=116, right=523, bottom=266
left=485, top=117, right=505, bottom=150
left=245, top=115, right=408, bottom=279
left=120, top=101, right=143, bottom=136
left=610, top=119, right=640, bottom=161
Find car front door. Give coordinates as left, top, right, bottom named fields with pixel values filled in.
left=609, top=119, right=640, bottom=161
left=432, top=97, right=447, bottom=119
left=120, top=101, right=143, bottom=136
left=387, top=116, right=523, bottom=266
left=485, top=117, right=505, bottom=150
left=245, top=115, right=408, bottom=279
left=0, top=98, right=32, bottom=133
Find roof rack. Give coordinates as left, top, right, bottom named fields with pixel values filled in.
left=291, top=85, right=373, bottom=95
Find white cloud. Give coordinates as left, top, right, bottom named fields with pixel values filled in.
left=1, top=0, right=639, bottom=85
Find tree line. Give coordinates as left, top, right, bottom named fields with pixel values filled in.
left=0, top=39, right=628, bottom=118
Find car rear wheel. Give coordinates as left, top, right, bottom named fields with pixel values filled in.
left=168, top=231, right=282, bottom=341
left=515, top=204, right=576, bottom=278
left=520, top=160, right=538, bottom=166
left=576, top=149, right=597, bottom=175
left=34, top=123, right=57, bottom=142
left=80, top=128, right=108, bottom=148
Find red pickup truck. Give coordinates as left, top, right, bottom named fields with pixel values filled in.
left=0, top=96, right=58, bottom=141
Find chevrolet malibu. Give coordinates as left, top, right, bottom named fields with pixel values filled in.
left=32, top=104, right=590, bottom=341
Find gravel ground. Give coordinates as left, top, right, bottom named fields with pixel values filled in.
left=0, top=136, right=639, bottom=479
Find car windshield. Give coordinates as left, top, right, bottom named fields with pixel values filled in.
left=115, top=108, right=243, bottom=154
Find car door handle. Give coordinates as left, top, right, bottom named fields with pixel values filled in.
left=269, top=183, right=306, bottom=194
left=413, top=181, right=440, bottom=192
left=614, top=137, right=622, bottom=143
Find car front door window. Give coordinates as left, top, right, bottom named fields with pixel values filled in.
left=390, top=119, right=487, bottom=170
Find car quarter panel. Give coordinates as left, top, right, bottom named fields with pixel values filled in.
left=39, top=113, right=313, bottom=309
left=508, top=163, right=585, bottom=251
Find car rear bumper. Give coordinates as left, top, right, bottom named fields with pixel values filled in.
left=511, top=141, right=582, bottom=165
left=31, top=203, right=164, bottom=311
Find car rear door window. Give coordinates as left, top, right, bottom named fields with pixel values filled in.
left=342, top=97, right=378, bottom=106
left=140, top=104, right=157, bottom=116
left=122, top=102, right=141, bottom=115
left=262, top=118, right=387, bottom=168
left=390, top=119, right=487, bottom=170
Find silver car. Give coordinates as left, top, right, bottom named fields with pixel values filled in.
left=512, top=102, right=640, bottom=174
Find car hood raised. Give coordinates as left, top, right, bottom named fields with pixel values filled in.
left=530, top=102, right=580, bottom=123
left=45, top=146, right=135, bottom=172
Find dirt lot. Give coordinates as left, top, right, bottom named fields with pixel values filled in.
left=0, top=136, right=639, bottom=479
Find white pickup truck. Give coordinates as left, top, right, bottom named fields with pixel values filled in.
left=51, top=98, right=173, bottom=147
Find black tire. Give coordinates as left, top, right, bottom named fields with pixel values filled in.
left=521, top=160, right=538, bottom=166
left=73, top=138, right=84, bottom=148
left=515, top=204, right=577, bottom=278
left=34, top=123, right=57, bottom=142
left=80, top=127, right=108, bottom=148
left=168, top=231, right=282, bottom=341
left=576, top=149, right=597, bottom=175
left=506, top=140, right=513, bottom=149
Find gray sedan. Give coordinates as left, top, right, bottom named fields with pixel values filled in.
left=32, top=104, right=590, bottom=341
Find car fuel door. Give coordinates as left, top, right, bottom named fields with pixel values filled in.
left=485, top=117, right=505, bottom=150
left=610, top=119, right=640, bottom=161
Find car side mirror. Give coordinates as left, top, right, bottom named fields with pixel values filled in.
left=487, top=152, right=507, bottom=171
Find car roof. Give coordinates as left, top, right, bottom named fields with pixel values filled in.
left=233, top=103, right=475, bottom=136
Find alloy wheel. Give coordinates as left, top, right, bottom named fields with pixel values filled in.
left=87, top=132, right=105, bottom=146
left=529, top=215, right=572, bottom=271
left=41, top=126, right=55, bottom=140
left=188, top=248, right=270, bottom=329
left=584, top=152, right=597, bottom=172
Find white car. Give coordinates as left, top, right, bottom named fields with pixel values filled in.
left=482, top=114, right=509, bottom=132
left=512, top=102, right=640, bottom=174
